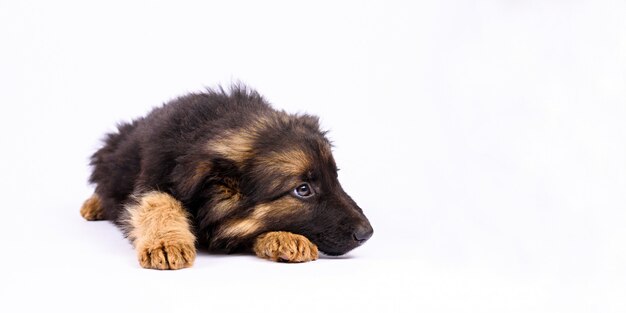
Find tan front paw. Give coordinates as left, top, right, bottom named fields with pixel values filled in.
left=253, top=231, right=318, bottom=263
left=137, top=241, right=196, bottom=270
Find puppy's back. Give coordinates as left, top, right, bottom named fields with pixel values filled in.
left=88, top=86, right=272, bottom=222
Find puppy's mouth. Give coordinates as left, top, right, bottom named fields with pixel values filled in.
left=313, top=238, right=364, bottom=256
left=312, top=224, right=373, bottom=256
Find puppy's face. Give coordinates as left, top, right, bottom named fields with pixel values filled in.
left=191, top=114, right=373, bottom=254
left=241, top=128, right=373, bottom=256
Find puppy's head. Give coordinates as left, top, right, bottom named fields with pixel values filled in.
left=234, top=114, right=373, bottom=255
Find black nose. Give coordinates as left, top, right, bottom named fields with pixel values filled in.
left=353, top=224, right=373, bottom=243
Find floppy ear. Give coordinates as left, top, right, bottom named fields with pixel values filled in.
left=171, top=154, right=213, bottom=202
left=172, top=155, right=241, bottom=203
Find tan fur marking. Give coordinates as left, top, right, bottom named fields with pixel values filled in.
left=125, top=192, right=196, bottom=270
left=210, top=131, right=256, bottom=163
left=253, top=231, right=318, bottom=262
left=252, top=197, right=302, bottom=219
left=209, top=115, right=272, bottom=163
left=80, top=194, right=104, bottom=221
left=260, top=149, right=311, bottom=175
left=216, top=197, right=302, bottom=239
left=217, top=218, right=263, bottom=238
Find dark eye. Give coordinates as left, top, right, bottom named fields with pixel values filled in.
left=294, top=183, right=314, bottom=198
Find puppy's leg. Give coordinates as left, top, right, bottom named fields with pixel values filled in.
left=124, top=191, right=196, bottom=270
left=80, top=193, right=105, bottom=221
left=253, top=231, right=318, bottom=263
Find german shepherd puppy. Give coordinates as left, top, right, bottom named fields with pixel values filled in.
left=80, top=86, right=373, bottom=270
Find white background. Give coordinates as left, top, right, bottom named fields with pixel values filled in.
left=1, top=0, right=625, bottom=312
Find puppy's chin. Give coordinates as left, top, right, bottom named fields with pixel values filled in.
left=316, top=242, right=360, bottom=257
left=320, top=250, right=348, bottom=257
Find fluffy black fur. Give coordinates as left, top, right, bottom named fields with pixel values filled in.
left=88, top=86, right=373, bottom=256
